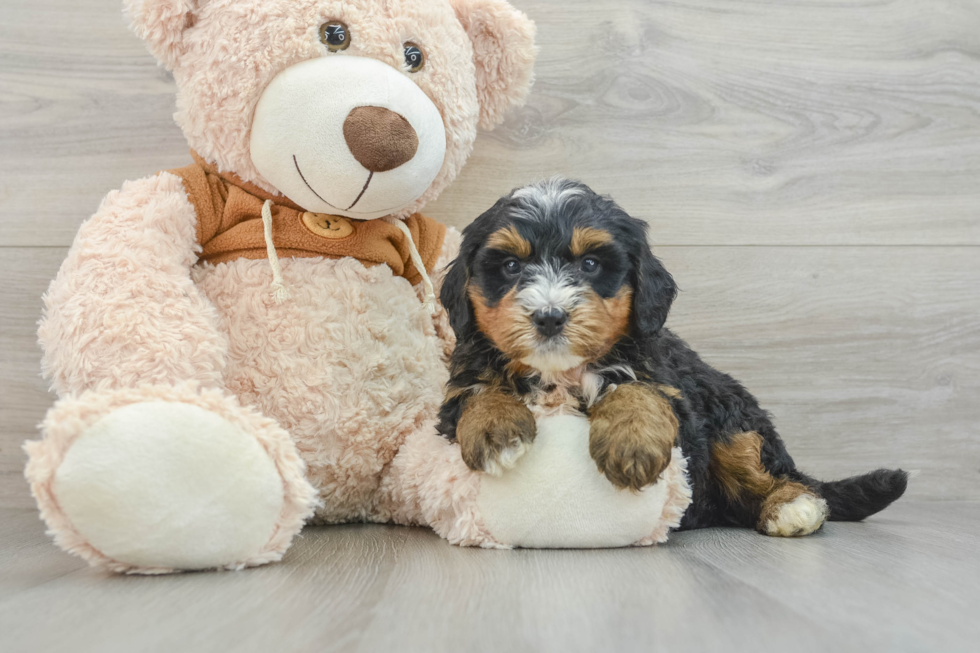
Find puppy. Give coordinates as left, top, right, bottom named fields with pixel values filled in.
left=437, top=178, right=908, bottom=536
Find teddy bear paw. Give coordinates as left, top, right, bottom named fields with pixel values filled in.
left=27, top=395, right=316, bottom=573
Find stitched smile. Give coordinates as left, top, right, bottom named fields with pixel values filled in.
left=293, top=155, right=342, bottom=211
left=292, top=155, right=407, bottom=215
left=346, top=172, right=372, bottom=210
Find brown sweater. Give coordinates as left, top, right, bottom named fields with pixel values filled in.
left=167, top=152, right=446, bottom=286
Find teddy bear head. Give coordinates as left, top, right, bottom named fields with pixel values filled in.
left=125, top=0, right=536, bottom=219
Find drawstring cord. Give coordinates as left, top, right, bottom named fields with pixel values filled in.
left=261, top=200, right=291, bottom=304
left=386, top=217, right=437, bottom=315
left=261, top=200, right=434, bottom=315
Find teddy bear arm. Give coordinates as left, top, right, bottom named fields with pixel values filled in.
left=39, top=172, right=228, bottom=397
left=28, top=172, right=319, bottom=572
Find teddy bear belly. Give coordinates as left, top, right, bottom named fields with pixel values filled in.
left=191, top=256, right=447, bottom=522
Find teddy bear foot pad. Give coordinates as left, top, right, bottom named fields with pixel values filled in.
left=25, top=387, right=317, bottom=573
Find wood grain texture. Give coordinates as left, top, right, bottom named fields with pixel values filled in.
left=1, top=1, right=979, bottom=245
left=0, top=249, right=61, bottom=510
left=438, top=0, right=980, bottom=244
left=1, top=501, right=978, bottom=653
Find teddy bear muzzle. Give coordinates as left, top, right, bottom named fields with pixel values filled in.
left=249, top=56, right=447, bottom=220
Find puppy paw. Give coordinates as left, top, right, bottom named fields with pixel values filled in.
left=481, top=439, right=532, bottom=477
left=457, top=390, right=536, bottom=475
left=589, top=431, right=672, bottom=491
left=760, top=493, right=829, bottom=537
left=589, top=384, right=678, bottom=491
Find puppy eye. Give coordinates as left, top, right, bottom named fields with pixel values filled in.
left=581, top=257, right=601, bottom=273
left=320, top=21, right=351, bottom=52
left=502, top=259, right=522, bottom=276
left=404, top=42, right=425, bottom=72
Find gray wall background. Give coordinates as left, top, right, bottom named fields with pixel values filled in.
left=2, top=0, right=978, bottom=509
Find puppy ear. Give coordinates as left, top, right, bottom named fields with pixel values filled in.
left=451, top=0, right=538, bottom=129
left=124, top=0, right=203, bottom=70
left=440, top=249, right=477, bottom=340
left=630, top=246, right=678, bottom=339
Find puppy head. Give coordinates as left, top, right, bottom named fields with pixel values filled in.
left=442, top=178, right=677, bottom=374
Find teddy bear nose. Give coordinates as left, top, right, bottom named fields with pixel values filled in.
left=343, top=106, right=419, bottom=173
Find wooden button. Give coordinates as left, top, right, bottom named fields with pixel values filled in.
left=301, top=212, right=355, bottom=239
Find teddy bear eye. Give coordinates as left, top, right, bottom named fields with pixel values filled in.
left=403, top=42, right=425, bottom=72
left=319, top=21, right=351, bottom=52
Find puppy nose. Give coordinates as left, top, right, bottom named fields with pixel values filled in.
left=532, top=308, right=568, bottom=337
left=343, top=106, right=419, bottom=173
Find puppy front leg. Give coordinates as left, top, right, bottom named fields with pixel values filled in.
left=589, top=384, right=678, bottom=491
left=456, top=388, right=536, bottom=476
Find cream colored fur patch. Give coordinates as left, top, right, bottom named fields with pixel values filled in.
left=763, top=493, right=830, bottom=537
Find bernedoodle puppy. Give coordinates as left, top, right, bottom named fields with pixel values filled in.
left=437, top=178, right=908, bottom=537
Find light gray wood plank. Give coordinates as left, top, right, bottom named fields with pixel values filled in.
left=0, top=248, right=62, bottom=510
left=2, top=245, right=977, bottom=510
left=0, top=507, right=86, bottom=594
left=434, top=0, right=980, bottom=243
left=0, top=516, right=413, bottom=653
left=355, top=527, right=848, bottom=653
left=0, top=0, right=190, bottom=246
left=2, top=1, right=979, bottom=246
left=672, top=503, right=980, bottom=652
left=1, top=502, right=978, bottom=653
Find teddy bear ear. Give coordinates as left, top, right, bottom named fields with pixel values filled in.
left=451, top=0, right=538, bottom=130
left=124, top=0, right=202, bottom=70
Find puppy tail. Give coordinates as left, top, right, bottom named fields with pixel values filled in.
left=807, top=469, right=909, bottom=522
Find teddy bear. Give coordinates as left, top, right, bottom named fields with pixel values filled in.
left=23, top=0, right=537, bottom=573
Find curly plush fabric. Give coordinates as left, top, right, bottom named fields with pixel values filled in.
left=26, top=0, right=537, bottom=573
left=191, top=253, right=452, bottom=523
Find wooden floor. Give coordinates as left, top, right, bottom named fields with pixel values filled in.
left=2, top=0, right=979, bottom=650
left=1, top=501, right=978, bottom=653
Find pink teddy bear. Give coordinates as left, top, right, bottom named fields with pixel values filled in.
left=24, top=0, right=536, bottom=573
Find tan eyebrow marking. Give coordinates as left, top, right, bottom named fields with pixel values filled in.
left=487, top=225, right=532, bottom=258
left=570, top=227, right=613, bottom=257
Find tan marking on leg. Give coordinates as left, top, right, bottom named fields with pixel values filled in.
left=710, top=432, right=777, bottom=501
left=570, top=226, right=613, bottom=257
left=457, top=387, right=536, bottom=475
left=711, top=432, right=828, bottom=536
left=589, top=384, right=678, bottom=491
left=487, top=225, right=532, bottom=258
